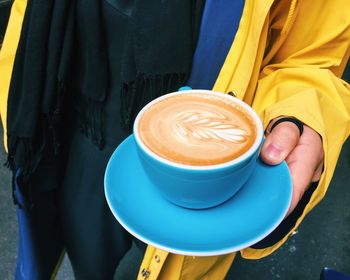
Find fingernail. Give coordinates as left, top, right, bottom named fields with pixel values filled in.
left=265, top=143, right=283, bottom=162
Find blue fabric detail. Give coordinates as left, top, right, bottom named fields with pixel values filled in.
left=14, top=169, right=38, bottom=280
left=187, top=0, right=245, bottom=90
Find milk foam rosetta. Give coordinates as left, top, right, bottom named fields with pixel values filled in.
left=138, top=92, right=257, bottom=166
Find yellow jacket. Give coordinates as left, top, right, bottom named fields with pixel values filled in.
left=1, top=0, right=349, bottom=279
left=138, top=0, right=350, bottom=279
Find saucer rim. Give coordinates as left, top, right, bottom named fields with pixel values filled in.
left=104, top=135, right=292, bottom=256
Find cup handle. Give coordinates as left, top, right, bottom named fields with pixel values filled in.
left=178, top=86, right=192, bottom=91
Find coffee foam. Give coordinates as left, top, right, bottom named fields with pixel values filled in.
left=138, top=92, right=257, bottom=166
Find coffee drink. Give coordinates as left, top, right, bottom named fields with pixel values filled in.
left=137, top=92, right=257, bottom=166
left=133, top=90, right=263, bottom=208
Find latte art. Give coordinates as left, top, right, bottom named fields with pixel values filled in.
left=172, top=111, right=249, bottom=143
left=138, top=92, right=257, bottom=166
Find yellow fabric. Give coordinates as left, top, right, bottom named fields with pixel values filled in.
left=138, top=247, right=236, bottom=280
left=1, top=0, right=350, bottom=278
left=240, top=0, right=350, bottom=258
left=213, top=0, right=275, bottom=102
left=140, top=0, right=350, bottom=278
left=0, top=0, right=27, bottom=152
left=138, top=247, right=170, bottom=279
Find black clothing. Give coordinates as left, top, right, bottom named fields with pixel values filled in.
left=7, top=1, right=204, bottom=279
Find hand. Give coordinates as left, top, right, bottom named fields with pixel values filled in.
left=260, top=117, right=324, bottom=215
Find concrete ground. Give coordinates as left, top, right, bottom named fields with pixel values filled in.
left=1, top=126, right=350, bottom=279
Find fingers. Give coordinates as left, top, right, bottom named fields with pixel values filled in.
left=260, top=118, right=301, bottom=165
left=285, top=126, right=324, bottom=214
left=311, top=160, right=324, bottom=182
left=260, top=117, right=324, bottom=215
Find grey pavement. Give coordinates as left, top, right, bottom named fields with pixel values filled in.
left=0, top=131, right=17, bottom=279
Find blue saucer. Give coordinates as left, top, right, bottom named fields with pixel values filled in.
left=105, top=135, right=292, bottom=256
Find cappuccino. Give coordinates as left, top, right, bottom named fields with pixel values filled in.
left=137, top=92, right=257, bottom=166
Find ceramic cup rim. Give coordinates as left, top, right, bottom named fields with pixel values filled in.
left=133, top=90, right=264, bottom=171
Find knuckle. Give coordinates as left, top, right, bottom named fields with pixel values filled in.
left=273, top=125, right=299, bottom=146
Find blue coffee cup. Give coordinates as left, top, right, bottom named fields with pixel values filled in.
left=133, top=90, right=264, bottom=209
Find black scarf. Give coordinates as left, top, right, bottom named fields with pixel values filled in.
left=6, top=0, right=204, bottom=177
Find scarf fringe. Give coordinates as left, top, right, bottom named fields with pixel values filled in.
left=6, top=83, right=67, bottom=177
left=6, top=135, right=42, bottom=179
left=5, top=72, right=187, bottom=174
left=120, top=72, right=188, bottom=129
left=74, top=93, right=105, bottom=149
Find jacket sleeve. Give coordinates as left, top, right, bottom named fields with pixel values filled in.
left=241, top=0, right=350, bottom=259
left=0, top=0, right=27, bottom=153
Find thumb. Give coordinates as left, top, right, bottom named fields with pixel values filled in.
left=261, top=119, right=301, bottom=165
